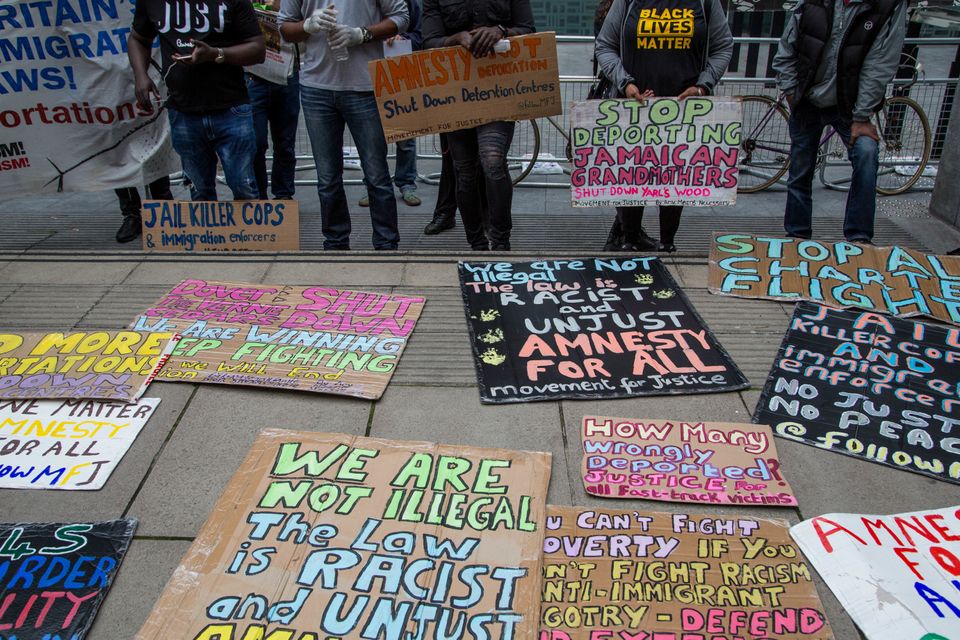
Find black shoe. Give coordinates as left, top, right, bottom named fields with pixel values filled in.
left=621, top=232, right=657, bottom=252
left=658, top=242, right=676, bottom=253
left=116, top=216, right=142, bottom=243
left=603, top=218, right=624, bottom=251
left=424, top=212, right=456, bottom=235
left=471, top=242, right=490, bottom=251
left=490, top=241, right=511, bottom=251
left=848, top=238, right=873, bottom=245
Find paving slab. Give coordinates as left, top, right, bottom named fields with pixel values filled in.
left=0, top=284, right=111, bottom=331
left=263, top=259, right=405, bottom=287
left=123, top=259, right=274, bottom=285
left=0, top=259, right=137, bottom=285
left=0, top=384, right=193, bottom=523
left=399, top=260, right=461, bottom=288
left=127, top=384, right=371, bottom=536
left=369, top=385, right=573, bottom=506
left=88, top=538, right=191, bottom=640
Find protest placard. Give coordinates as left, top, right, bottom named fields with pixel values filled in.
left=141, top=200, right=300, bottom=252
left=755, top=302, right=960, bottom=484
left=0, top=1, right=178, bottom=199
left=570, top=97, right=741, bottom=207
left=245, top=9, right=296, bottom=85
left=458, top=258, right=747, bottom=403
left=0, top=331, right=177, bottom=402
left=709, top=233, right=960, bottom=325
left=369, top=33, right=561, bottom=143
left=131, top=280, right=425, bottom=399
left=0, top=518, right=136, bottom=639
left=0, top=397, right=160, bottom=490
left=541, top=506, right=834, bottom=640
left=790, top=506, right=960, bottom=640
left=580, top=416, right=797, bottom=506
left=137, top=429, right=551, bottom=640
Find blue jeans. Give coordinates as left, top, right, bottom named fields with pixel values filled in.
left=394, top=138, right=418, bottom=193
left=167, top=105, right=259, bottom=201
left=785, top=100, right=879, bottom=242
left=246, top=72, right=301, bottom=199
left=300, top=86, right=399, bottom=249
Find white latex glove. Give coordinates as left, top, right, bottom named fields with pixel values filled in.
left=303, top=6, right=337, bottom=34
left=329, top=25, right=364, bottom=49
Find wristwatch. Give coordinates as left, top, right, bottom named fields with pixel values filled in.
left=215, top=47, right=225, bottom=63
left=361, top=27, right=374, bottom=43
left=497, top=24, right=508, bottom=37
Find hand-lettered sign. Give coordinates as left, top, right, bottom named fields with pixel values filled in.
left=580, top=416, right=797, bottom=506
left=709, top=234, right=960, bottom=325
left=790, top=506, right=960, bottom=640
left=0, top=397, right=160, bottom=490
left=755, top=302, right=960, bottom=484
left=0, top=519, right=136, bottom=639
left=137, top=429, right=551, bottom=640
left=141, top=200, right=300, bottom=252
left=131, top=280, right=425, bottom=399
left=458, top=258, right=748, bottom=403
left=0, top=331, right=177, bottom=402
left=369, top=33, right=561, bottom=143
left=570, top=97, right=741, bottom=207
left=542, top=506, right=834, bottom=640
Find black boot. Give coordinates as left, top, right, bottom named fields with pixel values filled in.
left=424, top=211, right=456, bottom=235
left=116, top=215, right=142, bottom=243
left=603, top=217, right=623, bottom=251
left=620, top=227, right=658, bottom=252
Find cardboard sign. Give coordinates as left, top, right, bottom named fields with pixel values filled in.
left=580, top=415, right=797, bottom=506
left=541, top=506, right=834, bottom=640
left=246, top=9, right=296, bottom=85
left=0, top=519, right=136, bottom=639
left=141, top=200, right=300, bottom=252
left=790, top=506, right=960, bottom=640
left=755, top=302, right=960, bottom=484
left=369, top=33, right=562, bottom=143
left=570, top=97, right=741, bottom=207
left=131, top=280, right=425, bottom=399
left=0, top=397, right=160, bottom=490
left=0, top=331, right=177, bottom=402
left=458, top=258, right=748, bottom=403
left=709, top=234, right=960, bottom=326
left=137, top=429, right=551, bottom=640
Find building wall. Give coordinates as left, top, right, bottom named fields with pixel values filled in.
left=531, top=0, right=596, bottom=36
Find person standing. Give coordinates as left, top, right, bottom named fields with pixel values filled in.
left=595, top=0, right=733, bottom=252
left=774, top=0, right=907, bottom=244
left=422, top=0, right=535, bottom=251
left=128, top=0, right=266, bottom=201
left=280, top=0, right=409, bottom=250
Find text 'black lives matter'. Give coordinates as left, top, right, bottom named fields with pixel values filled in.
left=459, top=257, right=748, bottom=403
left=755, top=301, right=960, bottom=484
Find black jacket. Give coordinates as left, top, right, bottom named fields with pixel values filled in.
left=422, top=0, right=536, bottom=49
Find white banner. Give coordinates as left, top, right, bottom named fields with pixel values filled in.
left=0, top=0, right=178, bottom=198
left=0, top=397, right=160, bottom=490
left=570, top=97, right=741, bottom=207
left=791, top=506, right=960, bottom=640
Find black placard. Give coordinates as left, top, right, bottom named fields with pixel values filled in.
left=459, top=257, right=748, bottom=403
left=0, top=519, right=135, bottom=639
left=755, top=302, right=960, bottom=484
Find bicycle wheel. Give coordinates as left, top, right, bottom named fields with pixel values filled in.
left=737, top=95, right=792, bottom=193
left=507, top=119, right=541, bottom=186
left=875, top=96, right=932, bottom=196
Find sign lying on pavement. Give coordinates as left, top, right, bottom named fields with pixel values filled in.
left=0, top=331, right=177, bottom=402
left=0, top=397, right=160, bottom=490
left=141, top=200, right=300, bottom=252
left=580, top=415, right=797, bottom=506
left=0, top=518, right=136, bottom=639
left=709, top=234, right=960, bottom=325
left=131, top=280, right=425, bottom=399
left=458, top=258, right=748, bottom=403
left=755, top=302, right=960, bottom=484
left=369, top=33, right=561, bottom=143
left=571, top=97, right=741, bottom=207
left=137, top=429, right=551, bottom=640
left=790, top=506, right=960, bottom=640
left=541, top=506, right=834, bottom=640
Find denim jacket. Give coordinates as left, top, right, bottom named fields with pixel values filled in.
left=422, top=0, right=536, bottom=49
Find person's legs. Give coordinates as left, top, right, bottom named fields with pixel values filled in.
left=447, top=128, right=488, bottom=249
left=269, top=71, right=300, bottom=199
left=209, top=104, right=259, bottom=200
left=475, top=121, right=515, bottom=249
left=658, top=205, right=683, bottom=251
left=829, top=114, right=878, bottom=242
left=246, top=74, right=271, bottom=199
left=146, top=176, right=174, bottom=200
left=617, top=206, right=656, bottom=251
left=425, top=133, right=457, bottom=234
left=114, top=187, right=143, bottom=242
left=394, top=138, right=420, bottom=205
left=301, top=85, right=352, bottom=249
left=167, top=108, right=219, bottom=201
left=784, top=100, right=825, bottom=239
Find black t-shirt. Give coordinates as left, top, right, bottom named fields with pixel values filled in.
left=620, top=0, right=707, bottom=96
left=133, top=0, right=261, bottom=112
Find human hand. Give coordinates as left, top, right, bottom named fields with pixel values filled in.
left=624, top=84, right=653, bottom=100
left=469, top=26, right=501, bottom=57
left=851, top=121, right=880, bottom=145
left=172, top=40, right=218, bottom=65
left=304, top=6, right=337, bottom=34
left=135, top=75, right=160, bottom=111
left=678, top=85, right=704, bottom=100
left=447, top=31, right=472, bottom=49
left=329, top=25, right=363, bottom=49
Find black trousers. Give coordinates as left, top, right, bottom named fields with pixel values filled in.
left=617, top=205, right=683, bottom=244
left=115, top=176, right=174, bottom=218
